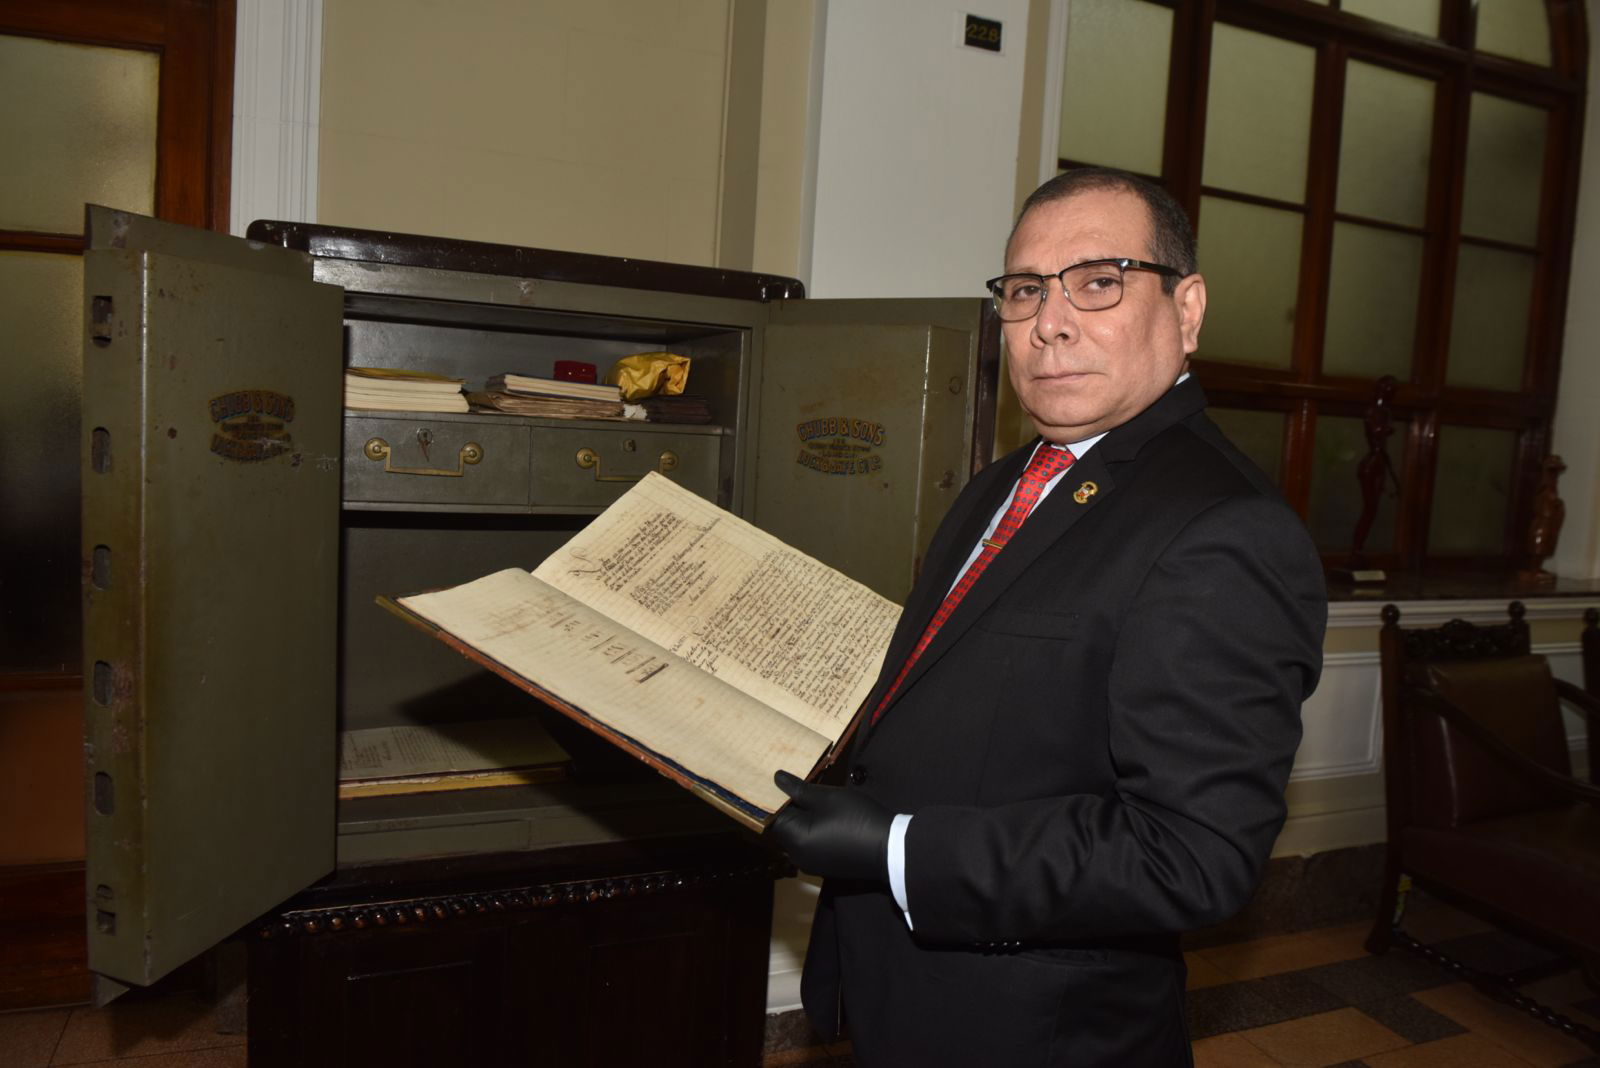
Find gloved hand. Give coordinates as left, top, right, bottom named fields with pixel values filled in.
left=766, top=769, right=893, bottom=882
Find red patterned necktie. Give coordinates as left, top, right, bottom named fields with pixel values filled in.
left=870, top=444, right=1075, bottom=724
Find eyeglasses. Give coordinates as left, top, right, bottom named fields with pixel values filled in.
left=985, top=258, right=1185, bottom=321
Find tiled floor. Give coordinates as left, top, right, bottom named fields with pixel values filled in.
left=0, top=989, right=243, bottom=1068
left=1182, top=898, right=1600, bottom=1068
left=3, top=894, right=1596, bottom=1066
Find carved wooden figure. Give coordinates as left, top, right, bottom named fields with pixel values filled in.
left=1520, top=454, right=1567, bottom=586
left=1349, top=375, right=1400, bottom=570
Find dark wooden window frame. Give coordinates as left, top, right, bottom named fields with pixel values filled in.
left=1, top=0, right=236, bottom=254
left=1, top=0, right=235, bottom=679
left=1060, top=0, right=1588, bottom=577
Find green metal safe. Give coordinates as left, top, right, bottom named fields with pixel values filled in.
left=79, top=206, right=1000, bottom=1062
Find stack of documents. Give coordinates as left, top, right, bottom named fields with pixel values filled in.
left=344, top=367, right=469, bottom=412
left=470, top=372, right=625, bottom=419
left=487, top=373, right=622, bottom=403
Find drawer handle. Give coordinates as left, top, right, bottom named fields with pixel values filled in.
left=575, top=447, right=679, bottom=482
left=363, top=437, right=483, bottom=477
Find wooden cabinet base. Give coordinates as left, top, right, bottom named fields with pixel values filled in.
left=246, top=836, right=778, bottom=1067
left=0, top=863, right=90, bottom=1011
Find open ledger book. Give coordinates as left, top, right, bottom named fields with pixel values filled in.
left=383, top=473, right=902, bottom=831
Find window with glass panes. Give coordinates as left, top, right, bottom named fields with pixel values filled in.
left=1054, top=0, right=1585, bottom=575
left=1, top=0, right=236, bottom=675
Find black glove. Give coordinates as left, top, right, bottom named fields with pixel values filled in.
left=766, top=769, right=893, bottom=882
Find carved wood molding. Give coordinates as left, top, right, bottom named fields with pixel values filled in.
left=255, top=857, right=786, bottom=939
left=1331, top=597, right=1600, bottom=629
left=1388, top=601, right=1530, bottom=664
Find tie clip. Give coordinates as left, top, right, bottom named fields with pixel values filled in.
left=982, top=537, right=1005, bottom=549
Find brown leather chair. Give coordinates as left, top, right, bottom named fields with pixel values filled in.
left=1367, top=602, right=1600, bottom=987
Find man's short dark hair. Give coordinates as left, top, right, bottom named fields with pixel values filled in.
left=1013, top=167, right=1197, bottom=293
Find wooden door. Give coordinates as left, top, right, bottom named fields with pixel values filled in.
left=0, top=0, right=235, bottom=1009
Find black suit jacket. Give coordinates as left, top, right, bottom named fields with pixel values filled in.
left=800, top=379, right=1327, bottom=1067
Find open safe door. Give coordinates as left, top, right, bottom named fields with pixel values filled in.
left=753, top=298, right=996, bottom=604
left=80, top=207, right=345, bottom=996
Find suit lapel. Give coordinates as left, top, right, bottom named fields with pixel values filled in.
left=870, top=449, right=1117, bottom=721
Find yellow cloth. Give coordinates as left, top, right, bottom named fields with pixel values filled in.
left=605, top=352, right=689, bottom=401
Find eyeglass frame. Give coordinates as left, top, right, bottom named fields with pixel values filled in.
left=984, top=257, right=1187, bottom=321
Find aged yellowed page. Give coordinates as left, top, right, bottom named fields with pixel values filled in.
left=397, top=568, right=830, bottom=815
left=532, top=472, right=900, bottom=740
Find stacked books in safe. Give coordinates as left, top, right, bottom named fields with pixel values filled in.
left=344, top=367, right=469, bottom=413
left=468, top=372, right=625, bottom=420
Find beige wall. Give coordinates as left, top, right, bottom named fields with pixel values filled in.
left=751, top=0, right=815, bottom=280
left=318, top=0, right=734, bottom=263
left=1013, top=0, right=1053, bottom=213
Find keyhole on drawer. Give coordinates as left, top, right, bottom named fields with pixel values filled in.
left=416, top=427, right=433, bottom=464
left=623, top=439, right=637, bottom=452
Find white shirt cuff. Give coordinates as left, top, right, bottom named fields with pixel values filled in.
left=888, top=812, right=913, bottom=929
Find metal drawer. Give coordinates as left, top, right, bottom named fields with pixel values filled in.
left=530, top=425, right=722, bottom=508
left=344, top=415, right=530, bottom=507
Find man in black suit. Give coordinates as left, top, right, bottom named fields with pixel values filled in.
left=770, top=167, right=1327, bottom=1066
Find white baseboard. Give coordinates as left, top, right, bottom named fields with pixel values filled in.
left=766, top=964, right=804, bottom=1015
left=1272, top=804, right=1387, bottom=858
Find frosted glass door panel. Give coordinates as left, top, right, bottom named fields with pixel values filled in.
left=1203, top=25, right=1315, bottom=202
left=1322, top=224, right=1423, bottom=380
left=1475, top=0, right=1553, bottom=66
left=1059, top=0, right=1172, bottom=175
left=1428, top=426, right=1516, bottom=554
left=1195, top=197, right=1301, bottom=369
left=1337, top=62, right=1434, bottom=226
left=1461, top=93, right=1548, bottom=246
left=1308, top=414, right=1404, bottom=553
left=0, top=252, right=85, bottom=671
left=0, top=35, right=158, bottom=234
left=1208, top=408, right=1285, bottom=486
left=1447, top=244, right=1534, bottom=391
left=1340, top=0, right=1440, bottom=37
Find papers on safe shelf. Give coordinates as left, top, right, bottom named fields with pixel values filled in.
left=470, top=372, right=627, bottom=419
left=487, top=372, right=623, bottom=403
left=337, top=718, right=570, bottom=799
left=344, top=366, right=469, bottom=413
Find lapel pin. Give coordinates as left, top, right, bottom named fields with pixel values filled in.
left=1072, top=481, right=1098, bottom=504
